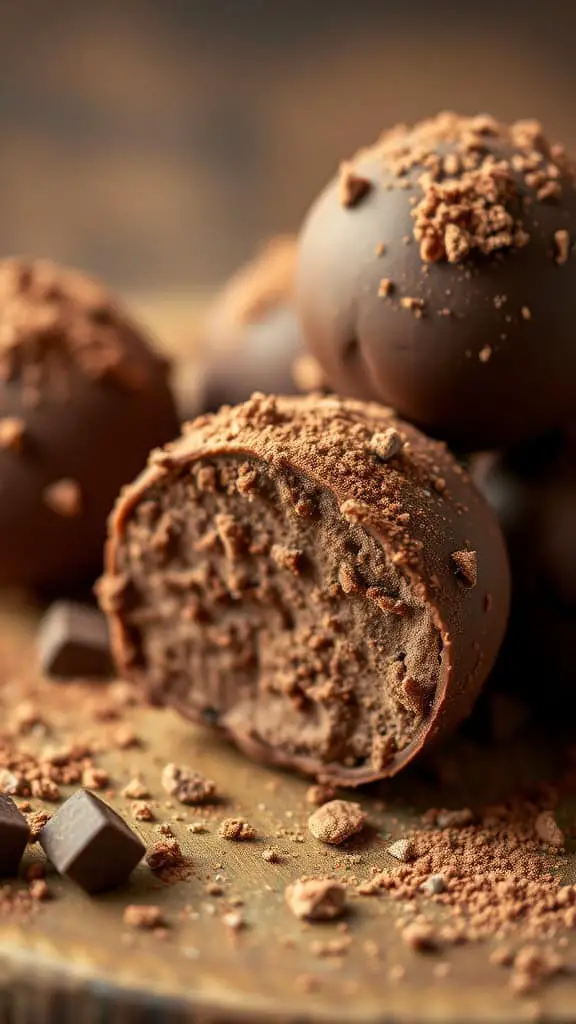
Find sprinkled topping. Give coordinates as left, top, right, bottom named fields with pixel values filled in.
left=339, top=163, right=371, bottom=208
left=451, top=550, right=478, bottom=588
left=0, top=417, right=25, bottom=452
left=43, top=479, right=82, bottom=518
left=368, top=427, right=403, bottom=462
left=554, top=229, right=571, bottom=265
left=378, top=278, right=393, bottom=297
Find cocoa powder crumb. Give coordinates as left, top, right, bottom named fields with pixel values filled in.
left=451, top=551, right=478, bottom=589
left=521, top=306, right=532, bottom=320
left=131, top=801, right=155, bottom=822
left=308, top=800, right=366, bottom=845
left=218, top=818, right=257, bottom=841
left=554, top=229, right=570, bottom=265
left=339, top=163, right=371, bottom=207
left=400, top=297, right=425, bottom=317
left=146, top=839, right=184, bottom=872
left=0, top=417, right=25, bottom=452
left=378, top=277, right=393, bottom=297
left=285, top=878, right=347, bottom=921
left=82, top=767, right=109, bottom=791
left=387, top=838, right=416, bottom=862
left=123, top=905, right=165, bottom=929
left=369, top=428, right=403, bottom=462
left=306, top=784, right=336, bottom=806
left=43, top=479, right=82, bottom=517
left=161, top=763, right=216, bottom=805
left=27, top=810, right=51, bottom=841
left=121, top=777, right=150, bottom=800
left=29, top=879, right=50, bottom=901
left=534, top=811, right=564, bottom=847
left=402, top=921, right=437, bottom=951
left=114, top=726, right=140, bottom=749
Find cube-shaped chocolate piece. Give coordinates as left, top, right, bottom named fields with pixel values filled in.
left=39, top=790, right=145, bottom=894
left=0, top=794, right=30, bottom=876
left=38, top=602, right=114, bottom=680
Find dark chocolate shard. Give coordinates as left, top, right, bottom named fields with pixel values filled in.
left=39, top=790, right=145, bottom=894
left=38, top=602, right=114, bottom=680
left=0, top=794, right=30, bottom=876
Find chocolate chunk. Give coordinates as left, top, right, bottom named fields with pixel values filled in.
left=0, top=258, right=178, bottom=594
left=39, top=790, right=145, bottom=893
left=37, top=602, right=113, bottom=680
left=100, top=394, right=510, bottom=785
left=297, top=112, right=576, bottom=450
left=0, top=794, right=30, bottom=876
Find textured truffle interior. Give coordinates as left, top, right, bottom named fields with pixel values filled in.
left=115, top=455, right=443, bottom=774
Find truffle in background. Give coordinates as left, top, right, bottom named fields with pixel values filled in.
left=472, top=432, right=576, bottom=697
left=0, top=258, right=179, bottom=595
left=101, top=394, right=510, bottom=785
left=198, top=237, right=324, bottom=414
left=297, top=113, right=576, bottom=451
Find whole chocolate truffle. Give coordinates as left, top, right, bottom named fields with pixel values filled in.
left=200, top=237, right=324, bottom=413
left=472, top=432, right=576, bottom=695
left=100, top=395, right=509, bottom=784
left=297, top=113, right=576, bottom=450
left=0, top=258, right=178, bottom=593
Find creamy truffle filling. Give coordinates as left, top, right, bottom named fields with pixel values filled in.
left=115, top=455, right=443, bottom=773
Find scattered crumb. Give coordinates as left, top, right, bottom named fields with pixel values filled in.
left=131, top=801, right=155, bottom=822
left=43, top=479, right=82, bottom=517
left=123, top=905, right=165, bottom=930
left=534, top=811, right=564, bottom=847
left=29, top=879, right=51, bottom=901
left=121, top=777, right=150, bottom=800
left=387, top=838, right=416, bottom=862
left=401, top=921, right=437, bottom=951
left=146, top=839, right=184, bottom=872
left=218, top=818, right=257, bottom=841
left=308, top=800, right=366, bottom=845
left=82, top=766, right=109, bottom=791
left=262, top=848, right=280, bottom=863
left=554, top=229, right=570, bottom=265
left=339, top=162, right=371, bottom=207
left=285, top=878, right=347, bottom=921
left=0, top=416, right=25, bottom=452
left=161, top=763, right=216, bottom=805
left=306, top=784, right=336, bottom=807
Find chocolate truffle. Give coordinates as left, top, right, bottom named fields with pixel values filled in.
left=200, top=237, right=324, bottom=412
left=296, top=113, right=576, bottom=450
left=0, top=258, right=178, bottom=593
left=100, top=395, right=509, bottom=784
left=472, top=432, right=576, bottom=695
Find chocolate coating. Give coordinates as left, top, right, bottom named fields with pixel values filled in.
left=0, top=258, right=179, bottom=594
left=200, top=237, right=324, bottom=412
left=297, top=113, right=576, bottom=450
left=472, top=432, right=576, bottom=695
left=101, top=395, right=509, bottom=784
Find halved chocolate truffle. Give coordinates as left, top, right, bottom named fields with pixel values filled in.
left=0, top=258, right=178, bottom=593
left=296, top=113, right=576, bottom=450
left=100, top=395, right=509, bottom=784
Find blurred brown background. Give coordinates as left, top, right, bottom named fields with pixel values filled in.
left=1, top=0, right=575, bottom=294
